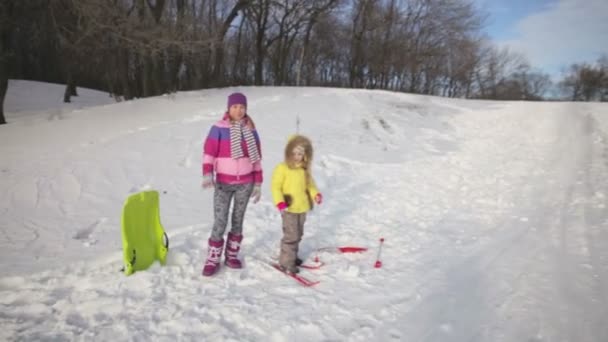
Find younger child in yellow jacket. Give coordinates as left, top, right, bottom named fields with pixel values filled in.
left=271, top=135, right=322, bottom=274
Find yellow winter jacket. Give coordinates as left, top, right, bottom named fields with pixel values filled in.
left=271, top=162, right=319, bottom=214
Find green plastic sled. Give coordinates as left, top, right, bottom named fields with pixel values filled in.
left=121, top=190, right=169, bottom=276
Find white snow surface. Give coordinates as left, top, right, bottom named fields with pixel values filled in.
left=1, top=81, right=608, bottom=341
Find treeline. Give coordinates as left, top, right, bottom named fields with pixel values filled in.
left=1, top=1, right=606, bottom=124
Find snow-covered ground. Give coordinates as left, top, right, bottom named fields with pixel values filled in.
left=3, top=80, right=116, bottom=124
left=1, top=81, right=608, bottom=341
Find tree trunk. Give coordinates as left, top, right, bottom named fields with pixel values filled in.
left=146, top=0, right=166, bottom=24
left=168, top=47, right=183, bottom=92
left=69, top=82, right=78, bottom=96
left=64, top=70, right=73, bottom=103
left=349, top=0, right=372, bottom=88
left=252, top=0, right=271, bottom=86
left=212, top=0, right=250, bottom=86
left=254, top=46, right=264, bottom=85
left=231, top=16, right=246, bottom=83
left=169, top=0, right=186, bottom=91
left=297, top=13, right=317, bottom=87
left=142, top=53, right=151, bottom=97
left=0, top=0, right=13, bottom=124
left=0, top=76, right=7, bottom=125
left=151, top=56, right=161, bottom=95
left=120, top=49, right=133, bottom=100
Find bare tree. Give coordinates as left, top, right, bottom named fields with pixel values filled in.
left=0, top=0, right=16, bottom=125
left=302, top=10, right=348, bottom=87
left=494, top=63, right=550, bottom=101
left=598, top=54, right=608, bottom=101
left=49, top=0, right=95, bottom=102
left=560, top=64, right=584, bottom=101
left=295, top=0, right=339, bottom=86
left=246, top=0, right=275, bottom=85
left=560, top=61, right=604, bottom=101
left=579, top=65, right=604, bottom=101
left=348, top=0, right=379, bottom=88
left=475, top=43, right=526, bottom=99
left=526, top=71, right=551, bottom=100
left=210, top=0, right=251, bottom=85
left=7, top=0, right=565, bottom=106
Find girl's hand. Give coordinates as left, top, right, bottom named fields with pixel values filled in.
left=314, top=193, right=323, bottom=205
left=251, top=185, right=261, bottom=203
left=202, top=176, right=214, bottom=189
left=277, top=202, right=287, bottom=213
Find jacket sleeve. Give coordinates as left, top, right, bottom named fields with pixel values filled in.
left=271, top=164, right=286, bottom=205
left=252, top=161, right=263, bottom=185
left=251, top=129, right=263, bottom=185
left=202, top=125, right=220, bottom=177
left=307, top=176, right=319, bottom=199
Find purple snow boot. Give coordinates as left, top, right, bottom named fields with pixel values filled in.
left=202, top=238, right=224, bottom=276
left=224, top=232, right=244, bottom=269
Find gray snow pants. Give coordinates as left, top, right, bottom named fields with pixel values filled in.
left=210, top=182, right=254, bottom=241
left=279, top=212, right=307, bottom=267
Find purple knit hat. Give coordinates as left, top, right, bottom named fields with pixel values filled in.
left=227, top=92, right=247, bottom=109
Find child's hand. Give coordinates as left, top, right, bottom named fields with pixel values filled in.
left=251, top=185, right=261, bottom=203
left=277, top=202, right=287, bottom=213
left=202, top=175, right=214, bottom=189
left=314, top=193, right=323, bottom=205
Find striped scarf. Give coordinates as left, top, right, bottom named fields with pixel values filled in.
left=230, top=120, right=260, bottom=163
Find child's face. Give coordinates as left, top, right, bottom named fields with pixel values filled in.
left=291, top=147, right=305, bottom=163
left=228, top=104, right=246, bottom=121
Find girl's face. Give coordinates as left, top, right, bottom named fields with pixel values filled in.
left=228, top=104, right=246, bottom=121
left=291, top=147, right=305, bottom=163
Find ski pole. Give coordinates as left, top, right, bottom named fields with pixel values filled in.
left=374, top=238, right=384, bottom=268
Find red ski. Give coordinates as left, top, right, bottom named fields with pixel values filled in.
left=315, top=246, right=368, bottom=253
left=271, top=263, right=320, bottom=287
left=299, top=261, right=325, bottom=270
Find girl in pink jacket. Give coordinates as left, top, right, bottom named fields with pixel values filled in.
left=201, top=92, right=263, bottom=277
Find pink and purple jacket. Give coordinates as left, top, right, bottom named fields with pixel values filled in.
left=202, top=115, right=263, bottom=185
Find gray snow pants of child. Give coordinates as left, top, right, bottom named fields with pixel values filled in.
left=210, top=182, right=254, bottom=241
left=279, top=212, right=307, bottom=267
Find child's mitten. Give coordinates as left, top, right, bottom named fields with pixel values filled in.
left=202, top=175, right=214, bottom=188
left=251, top=185, right=261, bottom=203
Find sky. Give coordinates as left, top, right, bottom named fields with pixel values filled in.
left=477, top=0, right=608, bottom=77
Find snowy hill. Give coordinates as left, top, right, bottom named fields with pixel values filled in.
left=1, top=81, right=608, bottom=341
left=3, top=80, right=116, bottom=123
